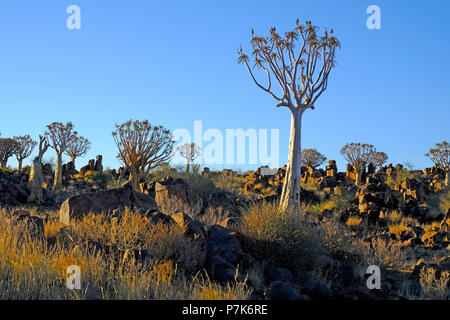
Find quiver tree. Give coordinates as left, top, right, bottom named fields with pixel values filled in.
left=341, top=143, right=376, bottom=187
left=45, top=122, right=76, bottom=190
left=301, top=148, right=327, bottom=169
left=372, top=151, right=388, bottom=170
left=238, top=19, right=340, bottom=210
left=178, top=142, right=201, bottom=173
left=0, top=138, right=19, bottom=168
left=28, top=135, right=49, bottom=202
left=64, top=133, right=91, bottom=167
left=426, top=141, right=449, bottom=186
left=113, top=120, right=174, bottom=189
left=13, top=135, right=37, bottom=171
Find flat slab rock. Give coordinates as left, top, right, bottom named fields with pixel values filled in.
left=59, top=182, right=158, bottom=225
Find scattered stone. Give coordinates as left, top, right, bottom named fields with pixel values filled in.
left=266, top=281, right=300, bottom=300
left=59, top=182, right=158, bottom=225
left=155, top=177, right=193, bottom=207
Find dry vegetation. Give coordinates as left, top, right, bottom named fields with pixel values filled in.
left=0, top=207, right=249, bottom=300
left=0, top=163, right=448, bottom=300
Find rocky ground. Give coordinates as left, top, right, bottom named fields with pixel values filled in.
left=0, top=157, right=448, bottom=300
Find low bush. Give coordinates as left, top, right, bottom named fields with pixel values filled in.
left=238, top=201, right=322, bottom=272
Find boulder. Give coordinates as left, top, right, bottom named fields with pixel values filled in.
left=154, top=177, right=193, bottom=207
left=264, top=267, right=294, bottom=283
left=220, top=217, right=241, bottom=229
left=62, top=161, right=78, bottom=179
left=171, top=212, right=205, bottom=239
left=205, top=191, right=241, bottom=218
left=204, top=225, right=245, bottom=282
left=79, top=159, right=95, bottom=176
left=144, top=210, right=174, bottom=225
left=326, top=160, right=337, bottom=177
left=10, top=210, right=44, bottom=240
left=94, top=155, right=103, bottom=173
left=0, top=181, right=29, bottom=204
left=59, top=182, right=158, bottom=225
left=266, top=281, right=300, bottom=300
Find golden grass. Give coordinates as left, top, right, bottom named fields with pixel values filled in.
left=192, top=274, right=251, bottom=300
left=0, top=207, right=242, bottom=300
left=239, top=201, right=322, bottom=271
left=346, top=216, right=362, bottom=228
left=419, top=268, right=450, bottom=300
left=388, top=224, right=410, bottom=235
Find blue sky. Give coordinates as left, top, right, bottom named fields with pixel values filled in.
left=0, top=0, right=448, bottom=172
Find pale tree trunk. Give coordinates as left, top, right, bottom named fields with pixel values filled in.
left=355, top=170, right=363, bottom=187
left=28, top=158, right=43, bottom=202
left=445, top=170, right=449, bottom=187
left=17, top=159, right=23, bottom=172
left=128, top=169, right=141, bottom=190
left=185, top=160, right=190, bottom=173
left=53, top=152, right=63, bottom=190
left=280, top=109, right=303, bottom=211
left=28, top=136, right=48, bottom=202
left=71, top=156, right=76, bottom=166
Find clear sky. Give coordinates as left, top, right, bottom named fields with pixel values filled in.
left=0, top=0, right=449, bottom=172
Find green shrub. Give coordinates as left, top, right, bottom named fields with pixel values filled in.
left=239, top=201, right=322, bottom=272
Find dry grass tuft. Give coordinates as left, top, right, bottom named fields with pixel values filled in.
left=239, top=201, right=322, bottom=271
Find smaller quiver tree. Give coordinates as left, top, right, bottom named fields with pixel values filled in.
left=178, top=143, right=201, bottom=173
left=113, top=120, right=174, bottom=189
left=14, top=135, right=37, bottom=171
left=341, top=143, right=376, bottom=186
left=426, top=141, right=449, bottom=186
left=28, top=135, right=49, bottom=202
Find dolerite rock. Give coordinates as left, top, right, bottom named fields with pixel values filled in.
left=154, top=177, right=193, bottom=207
left=220, top=217, right=241, bottom=229
left=171, top=212, right=205, bottom=239
left=62, top=161, right=78, bottom=179
left=266, top=281, right=300, bottom=300
left=0, top=170, right=30, bottom=205
left=204, top=225, right=245, bottom=282
left=144, top=210, right=174, bottom=225
left=303, top=281, right=333, bottom=300
left=264, top=267, right=294, bottom=283
left=79, top=159, right=95, bottom=176
left=205, top=191, right=241, bottom=218
left=59, top=182, right=158, bottom=225
left=10, top=210, right=44, bottom=240
left=94, top=155, right=103, bottom=173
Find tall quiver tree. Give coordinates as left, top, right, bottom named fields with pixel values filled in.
left=113, top=120, right=174, bottom=189
left=45, top=122, right=76, bottom=190
left=13, top=135, right=37, bottom=171
left=0, top=138, right=19, bottom=168
left=178, top=143, right=201, bottom=173
left=426, top=141, right=449, bottom=186
left=64, top=133, right=91, bottom=167
left=28, top=135, right=49, bottom=202
left=341, top=143, right=376, bottom=187
left=238, top=19, right=340, bottom=210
